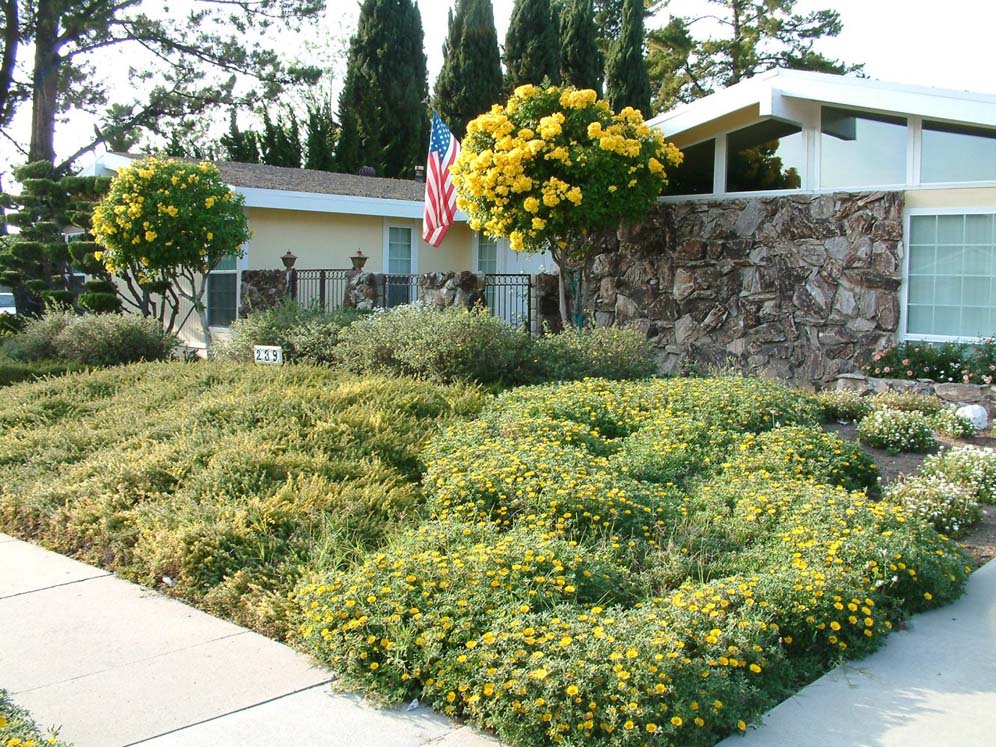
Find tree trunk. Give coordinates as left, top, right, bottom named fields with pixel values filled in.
left=29, top=0, right=60, bottom=163
left=0, top=0, right=19, bottom=129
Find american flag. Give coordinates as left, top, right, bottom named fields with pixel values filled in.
left=422, top=113, right=461, bottom=247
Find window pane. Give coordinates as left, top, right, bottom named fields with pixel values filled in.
left=214, top=254, right=238, bottom=271
left=664, top=139, right=715, bottom=195
left=820, top=107, right=907, bottom=188
left=921, top=121, right=996, bottom=183
left=906, top=211, right=996, bottom=339
left=207, top=273, right=237, bottom=327
left=478, top=236, right=498, bottom=273
left=726, top=120, right=804, bottom=192
left=388, top=227, right=412, bottom=273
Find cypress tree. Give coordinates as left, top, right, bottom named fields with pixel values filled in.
left=336, top=0, right=429, bottom=178
left=559, top=0, right=603, bottom=95
left=304, top=101, right=338, bottom=172
left=504, top=0, right=560, bottom=91
left=605, top=0, right=652, bottom=114
left=220, top=110, right=261, bottom=164
left=259, top=108, right=302, bottom=168
left=434, top=0, right=504, bottom=139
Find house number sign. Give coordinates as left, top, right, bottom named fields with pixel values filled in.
left=253, top=345, right=283, bottom=365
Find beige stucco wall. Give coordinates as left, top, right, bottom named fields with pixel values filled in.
left=904, top=186, right=996, bottom=209
left=245, top=208, right=473, bottom=273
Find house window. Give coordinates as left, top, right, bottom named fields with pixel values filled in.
left=664, top=139, right=715, bottom=195
left=207, top=254, right=238, bottom=327
left=386, top=226, right=414, bottom=307
left=820, top=107, right=907, bottom=188
left=921, top=121, right=996, bottom=183
left=906, top=213, right=996, bottom=339
left=726, top=120, right=804, bottom=192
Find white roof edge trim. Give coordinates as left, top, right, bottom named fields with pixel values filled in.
left=86, top=152, right=468, bottom=222
left=649, top=69, right=996, bottom=138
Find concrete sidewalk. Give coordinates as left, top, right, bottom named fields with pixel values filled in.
left=719, top=557, right=996, bottom=747
left=0, top=533, right=499, bottom=747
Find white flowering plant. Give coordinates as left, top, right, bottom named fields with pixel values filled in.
left=884, top=474, right=980, bottom=536
left=857, top=408, right=936, bottom=453
left=921, top=446, right=996, bottom=504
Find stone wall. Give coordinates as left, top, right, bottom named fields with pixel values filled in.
left=588, top=191, right=904, bottom=385
left=240, top=270, right=288, bottom=314
left=835, top=373, right=996, bottom=416
left=342, top=271, right=487, bottom=311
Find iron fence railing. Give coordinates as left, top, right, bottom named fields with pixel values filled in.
left=289, top=269, right=351, bottom=310
left=287, top=270, right=533, bottom=331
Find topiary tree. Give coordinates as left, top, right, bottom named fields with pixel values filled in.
left=91, top=156, right=251, bottom=348
left=451, top=84, right=680, bottom=326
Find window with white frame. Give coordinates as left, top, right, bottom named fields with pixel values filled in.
left=906, top=212, right=996, bottom=340
left=664, top=139, right=715, bottom=195
left=820, top=107, right=907, bottom=188
left=921, top=121, right=996, bottom=184
left=207, top=254, right=238, bottom=327
left=386, top=226, right=414, bottom=307
left=726, top=120, right=804, bottom=192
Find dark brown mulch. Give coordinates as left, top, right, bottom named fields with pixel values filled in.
left=824, top=421, right=996, bottom=567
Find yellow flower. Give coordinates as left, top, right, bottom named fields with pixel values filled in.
left=738, top=720, right=748, bottom=731
left=566, top=684, right=579, bottom=696
left=523, top=196, right=540, bottom=214
left=671, top=716, right=683, bottom=727
left=144, top=230, right=157, bottom=242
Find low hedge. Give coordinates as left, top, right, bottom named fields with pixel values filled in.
left=0, top=357, right=84, bottom=387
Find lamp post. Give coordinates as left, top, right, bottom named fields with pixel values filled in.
left=350, top=250, right=368, bottom=271
left=281, top=251, right=298, bottom=300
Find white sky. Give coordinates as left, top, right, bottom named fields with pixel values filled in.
left=6, top=0, right=996, bottom=177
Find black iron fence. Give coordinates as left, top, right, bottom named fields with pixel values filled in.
left=288, top=269, right=351, bottom=310
left=287, top=270, right=533, bottom=330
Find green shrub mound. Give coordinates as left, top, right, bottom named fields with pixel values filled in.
left=927, top=408, right=977, bottom=439
left=921, top=446, right=996, bottom=505
left=870, top=390, right=946, bottom=415
left=1, top=311, right=177, bottom=366
left=301, top=376, right=970, bottom=747
left=725, top=426, right=879, bottom=493
left=816, top=389, right=872, bottom=422
left=530, top=325, right=657, bottom=382
left=215, top=302, right=370, bottom=364
left=857, top=408, right=936, bottom=453
left=0, top=362, right=484, bottom=639
left=0, top=357, right=84, bottom=387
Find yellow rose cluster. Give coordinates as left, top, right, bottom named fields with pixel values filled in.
left=451, top=85, right=682, bottom=257
left=299, top=376, right=971, bottom=747
left=91, top=155, right=248, bottom=282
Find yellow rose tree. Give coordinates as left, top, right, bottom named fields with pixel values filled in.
left=451, top=85, right=681, bottom=326
left=92, top=157, right=250, bottom=348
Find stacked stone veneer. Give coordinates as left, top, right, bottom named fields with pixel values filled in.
left=343, top=271, right=487, bottom=310
left=240, top=270, right=288, bottom=314
left=588, top=191, right=904, bottom=385
left=836, top=373, right=996, bottom=415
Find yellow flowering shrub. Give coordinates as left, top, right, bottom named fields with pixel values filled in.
left=92, top=156, right=249, bottom=282
left=300, top=376, right=972, bottom=747
left=0, top=689, right=68, bottom=746
left=451, top=85, right=681, bottom=256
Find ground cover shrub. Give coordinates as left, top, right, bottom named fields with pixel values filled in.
left=300, top=375, right=970, bottom=747
left=215, top=302, right=370, bottom=364
left=869, top=390, right=945, bottom=415
left=529, top=325, right=656, bottom=382
left=926, top=408, right=977, bottom=439
left=0, top=362, right=485, bottom=639
left=883, top=475, right=980, bottom=536
left=816, top=389, right=872, bottom=422
left=0, top=689, right=71, bottom=746
left=334, top=305, right=532, bottom=384
left=726, top=426, right=879, bottom=493
left=857, top=408, right=936, bottom=453
left=0, top=357, right=84, bottom=387
left=863, top=339, right=996, bottom=384
left=920, top=446, right=996, bottom=504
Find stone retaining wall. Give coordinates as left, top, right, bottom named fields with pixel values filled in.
left=835, top=373, right=996, bottom=415
left=240, top=270, right=288, bottom=314
left=587, top=191, right=904, bottom=385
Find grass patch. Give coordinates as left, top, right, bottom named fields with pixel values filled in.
left=0, top=361, right=484, bottom=639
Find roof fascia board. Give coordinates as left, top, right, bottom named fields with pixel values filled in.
left=649, top=79, right=773, bottom=137
left=238, top=186, right=469, bottom=222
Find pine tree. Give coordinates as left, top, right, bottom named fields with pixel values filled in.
left=604, top=0, right=651, bottom=114
left=559, top=0, right=603, bottom=95
left=220, top=110, right=261, bottom=164
left=647, top=0, right=863, bottom=112
left=504, top=0, right=560, bottom=91
left=434, top=0, right=504, bottom=139
left=336, top=0, right=429, bottom=178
